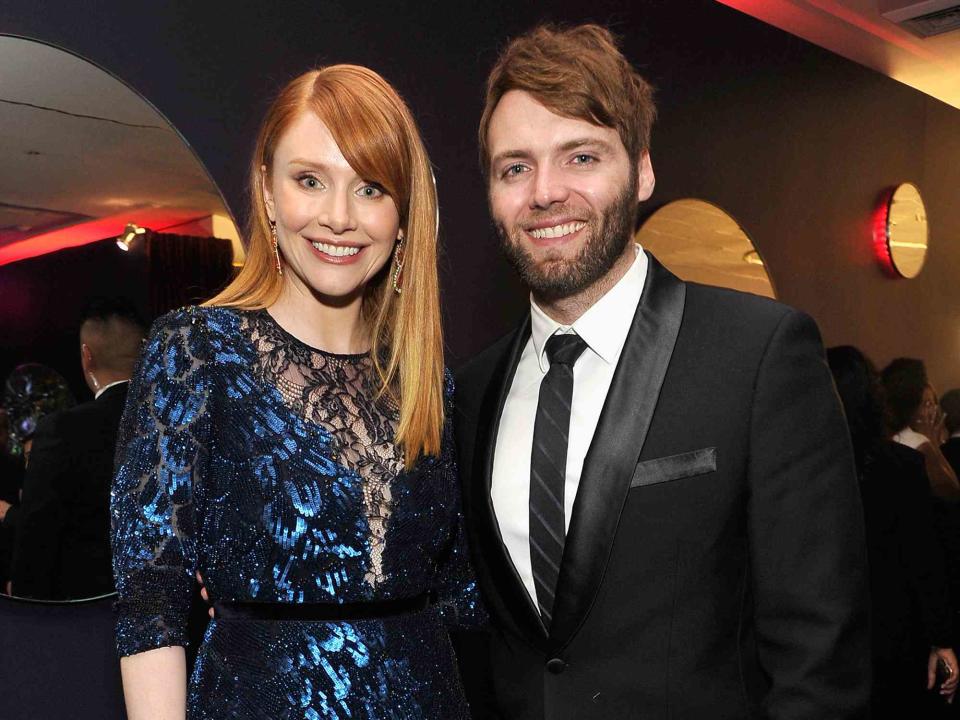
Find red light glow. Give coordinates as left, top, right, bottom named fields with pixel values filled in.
left=872, top=189, right=898, bottom=278
left=0, top=208, right=209, bottom=267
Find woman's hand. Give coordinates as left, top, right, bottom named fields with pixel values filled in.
left=928, top=647, right=959, bottom=703
left=914, top=401, right=946, bottom=446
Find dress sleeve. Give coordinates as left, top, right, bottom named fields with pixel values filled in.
left=432, top=371, right=489, bottom=632
left=111, top=310, right=211, bottom=657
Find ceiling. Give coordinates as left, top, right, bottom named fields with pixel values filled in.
left=0, top=35, right=240, bottom=266
left=718, top=0, right=960, bottom=110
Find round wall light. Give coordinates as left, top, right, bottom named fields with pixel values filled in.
left=873, top=183, right=928, bottom=279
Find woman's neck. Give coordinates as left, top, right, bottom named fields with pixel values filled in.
left=268, top=282, right=370, bottom=354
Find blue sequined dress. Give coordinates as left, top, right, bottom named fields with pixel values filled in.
left=111, top=306, right=484, bottom=719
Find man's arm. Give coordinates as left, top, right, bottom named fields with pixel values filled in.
left=10, top=414, right=68, bottom=598
left=747, top=310, right=870, bottom=718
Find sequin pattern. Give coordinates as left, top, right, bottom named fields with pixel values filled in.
left=111, top=307, right=485, bottom=719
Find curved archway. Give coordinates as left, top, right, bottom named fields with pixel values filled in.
left=636, top=199, right=775, bottom=299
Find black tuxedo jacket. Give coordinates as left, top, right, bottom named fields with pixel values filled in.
left=455, top=256, right=870, bottom=719
left=10, top=382, right=128, bottom=599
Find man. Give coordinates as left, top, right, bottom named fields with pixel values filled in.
left=454, top=24, right=870, bottom=718
left=10, top=298, right=144, bottom=599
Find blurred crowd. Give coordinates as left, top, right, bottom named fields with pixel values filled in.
left=829, top=347, right=960, bottom=716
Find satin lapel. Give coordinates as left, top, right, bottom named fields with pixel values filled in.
left=470, top=315, right=549, bottom=642
left=549, top=255, right=686, bottom=650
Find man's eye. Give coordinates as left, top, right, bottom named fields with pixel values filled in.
left=572, top=154, right=595, bottom=164
left=503, top=164, right=527, bottom=178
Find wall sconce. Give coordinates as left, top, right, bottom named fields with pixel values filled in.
left=116, top=223, right=147, bottom=252
left=873, top=183, right=928, bottom=279
left=742, top=250, right=764, bottom=266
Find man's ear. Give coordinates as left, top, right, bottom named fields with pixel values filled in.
left=80, top=342, right=94, bottom=373
left=261, top=163, right=276, bottom=222
left=636, top=151, right=655, bottom=203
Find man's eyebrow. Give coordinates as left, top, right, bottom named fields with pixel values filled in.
left=490, top=149, right=532, bottom=169
left=556, top=138, right=617, bottom=154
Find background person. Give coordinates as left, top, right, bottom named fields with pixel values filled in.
left=10, top=298, right=144, bottom=600
left=828, top=346, right=958, bottom=714
left=882, top=358, right=960, bottom=499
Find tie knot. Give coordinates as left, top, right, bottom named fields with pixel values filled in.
left=545, top=333, right=587, bottom=368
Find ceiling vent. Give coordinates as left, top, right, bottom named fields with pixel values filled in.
left=878, top=0, right=960, bottom=37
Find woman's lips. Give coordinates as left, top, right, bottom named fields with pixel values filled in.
left=305, top=238, right=366, bottom=264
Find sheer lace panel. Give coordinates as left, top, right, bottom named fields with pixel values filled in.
left=242, top=309, right=403, bottom=587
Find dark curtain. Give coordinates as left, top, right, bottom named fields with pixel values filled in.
left=146, top=233, right=234, bottom=319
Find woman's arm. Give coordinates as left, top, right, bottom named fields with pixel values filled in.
left=120, top=647, right=188, bottom=720
left=111, top=310, right=211, bottom=717
left=914, top=404, right=960, bottom=499
left=918, top=442, right=960, bottom=499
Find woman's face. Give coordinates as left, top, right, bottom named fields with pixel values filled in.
left=263, top=111, right=401, bottom=302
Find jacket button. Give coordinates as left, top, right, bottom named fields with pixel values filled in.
left=546, top=658, right=567, bottom=674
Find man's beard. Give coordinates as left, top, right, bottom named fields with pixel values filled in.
left=494, top=181, right=638, bottom=302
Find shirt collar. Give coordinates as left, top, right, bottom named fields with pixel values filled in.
left=95, top=379, right=129, bottom=400
left=530, top=243, right=648, bottom=373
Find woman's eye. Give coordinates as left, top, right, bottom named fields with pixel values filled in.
left=297, top=175, right=322, bottom=190
left=358, top=184, right=384, bottom=199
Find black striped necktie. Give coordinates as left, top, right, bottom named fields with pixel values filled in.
left=529, top=332, right=588, bottom=627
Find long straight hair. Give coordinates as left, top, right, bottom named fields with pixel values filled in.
left=205, top=66, right=444, bottom=467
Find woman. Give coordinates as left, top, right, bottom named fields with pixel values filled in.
left=111, top=66, right=484, bottom=719
left=828, top=347, right=958, bottom=713
left=881, top=357, right=960, bottom=499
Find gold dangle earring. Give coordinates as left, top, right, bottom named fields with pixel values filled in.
left=270, top=220, right=283, bottom=276
left=392, top=232, right=405, bottom=295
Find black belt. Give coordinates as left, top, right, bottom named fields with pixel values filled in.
left=212, top=594, right=430, bottom=622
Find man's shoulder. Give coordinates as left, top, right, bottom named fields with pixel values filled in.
left=684, top=282, right=794, bottom=325
left=36, top=393, right=119, bottom=439
left=681, top=282, right=818, bottom=345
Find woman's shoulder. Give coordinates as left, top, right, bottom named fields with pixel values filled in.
left=141, top=306, right=253, bottom=368
left=148, top=305, right=247, bottom=341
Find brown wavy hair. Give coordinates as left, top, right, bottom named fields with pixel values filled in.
left=478, top=23, right=656, bottom=175
left=205, top=66, right=443, bottom=467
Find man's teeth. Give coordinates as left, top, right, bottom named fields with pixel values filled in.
left=529, top=222, right=586, bottom=239
left=312, top=241, right=360, bottom=257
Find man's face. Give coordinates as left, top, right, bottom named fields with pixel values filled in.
left=486, top=90, right=654, bottom=300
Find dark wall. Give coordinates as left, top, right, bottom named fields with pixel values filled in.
left=2, top=0, right=959, bottom=384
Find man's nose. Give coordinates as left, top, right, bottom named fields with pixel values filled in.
left=530, top=167, right=568, bottom=209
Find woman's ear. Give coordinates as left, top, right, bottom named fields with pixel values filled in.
left=261, top=163, right=276, bottom=222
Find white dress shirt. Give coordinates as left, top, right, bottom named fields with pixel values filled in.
left=491, top=245, right=648, bottom=604
left=892, top=427, right=931, bottom=450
